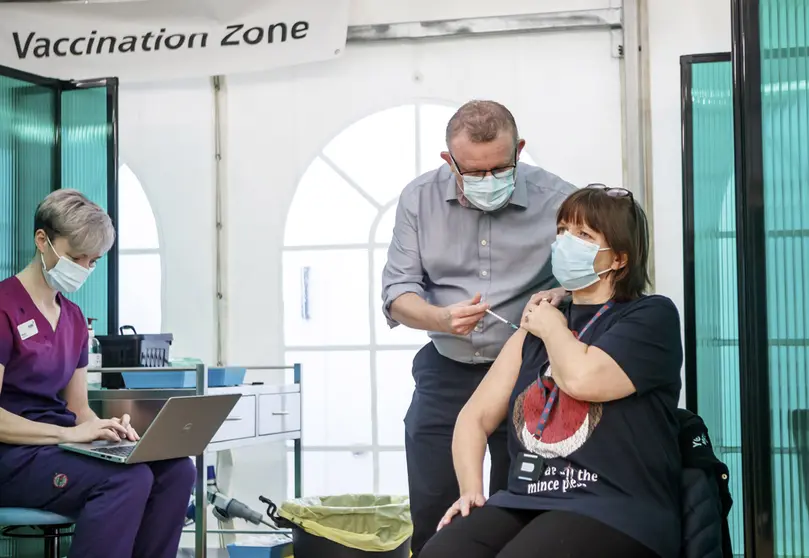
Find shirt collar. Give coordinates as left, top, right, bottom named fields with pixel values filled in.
left=443, top=163, right=529, bottom=209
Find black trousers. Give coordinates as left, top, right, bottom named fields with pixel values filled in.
left=405, top=343, right=511, bottom=556
left=420, top=506, right=661, bottom=558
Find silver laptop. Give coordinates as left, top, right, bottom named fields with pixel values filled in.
left=59, top=394, right=240, bottom=464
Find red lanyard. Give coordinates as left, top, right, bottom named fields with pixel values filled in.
left=533, top=303, right=613, bottom=438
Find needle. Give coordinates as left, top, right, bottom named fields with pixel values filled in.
left=485, top=309, right=519, bottom=330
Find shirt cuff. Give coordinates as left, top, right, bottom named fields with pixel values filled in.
left=382, top=283, right=426, bottom=328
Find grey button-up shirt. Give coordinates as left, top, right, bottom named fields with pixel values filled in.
left=381, top=163, right=577, bottom=364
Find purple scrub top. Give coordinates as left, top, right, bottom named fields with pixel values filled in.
left=0, top=276, right=89, bottom=441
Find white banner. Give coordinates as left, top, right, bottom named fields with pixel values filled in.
left=0, top=0, right=350, bottom=82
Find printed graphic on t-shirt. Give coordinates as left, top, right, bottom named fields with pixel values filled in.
left=513, top=367, right=602, bottom=460
left=524, top=463, right=601, bottom=495
left=512, top=371, right=603, bottom=495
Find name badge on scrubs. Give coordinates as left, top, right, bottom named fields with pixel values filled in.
left=18, top=319, right=38, bottom=341
left=512, top=451, right=545, bottom=483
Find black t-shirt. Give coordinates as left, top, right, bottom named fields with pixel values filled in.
left=486, top=295, right=683, bottom=558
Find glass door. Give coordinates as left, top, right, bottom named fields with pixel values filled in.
left=0, top=65, right=119, bottom=335
left=759, top=1, right=809, bottom=552
left=0, top=67, right=59, bottom=279
left=680, top=52, right=744, bottom=555
left=60, top=79, right=119, bottom=336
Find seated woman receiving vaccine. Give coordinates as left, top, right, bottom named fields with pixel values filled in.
left=420, top=186, right=683, bottom=558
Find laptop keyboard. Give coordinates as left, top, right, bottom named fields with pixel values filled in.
left=92, top=445, right=135, bottom=458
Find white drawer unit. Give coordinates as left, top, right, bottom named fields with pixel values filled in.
left=211, top=394, right=256, bottom=443
left=258, top=392, right=301, bottom=436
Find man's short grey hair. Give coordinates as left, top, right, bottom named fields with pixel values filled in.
left=34, top=189, right=116, bottom=256
left=445, top=100, right=519, bottom=147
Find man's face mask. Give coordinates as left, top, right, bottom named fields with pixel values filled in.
left=462, top=173, right=516, bottom=211
left=41, top=238, right=93, bottom=294
left=452, top=150, right=518, bottom=212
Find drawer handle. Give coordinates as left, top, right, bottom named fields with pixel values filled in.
left=225, top=416, right=243, bottom=421
left=272, top=411, right=290, bottom=416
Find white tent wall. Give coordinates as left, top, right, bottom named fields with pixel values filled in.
left=114, top=0, right=732, bottom=547
left=222, top=11, right=623, bottom=536
left=225, top=37, right=624, bottom=367
left=119, top=78, right=218, bottom=365
left=647, top=0, right=732, bottom=382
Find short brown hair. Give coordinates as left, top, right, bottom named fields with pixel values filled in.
left=557, top=187, right=650, bottom=302
left=445, top=100, right=519, bottom=146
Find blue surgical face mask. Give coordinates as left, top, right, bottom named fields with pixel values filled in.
left=41, top=238, right=93, bottom=294
left=551, top=231, right=612, bottom=291
left=462, top=173, right=516, bottom=212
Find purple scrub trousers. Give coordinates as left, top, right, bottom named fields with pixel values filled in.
left=0, top=277, right=197, bottom=557
left=0, top=447, right=196, bottom=558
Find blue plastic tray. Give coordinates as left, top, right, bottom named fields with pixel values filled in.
left=226, top=542, right=292, bottom=558
left=122, top=367, right=246, bottom=389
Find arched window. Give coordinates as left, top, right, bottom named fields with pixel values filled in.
left=283, top=104, right=536, bottom=496
left=117, top=164, right=162, bottom=334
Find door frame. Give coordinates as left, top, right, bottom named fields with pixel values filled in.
left=730, top=0, right=775, bottom=555
left=679, top=51, right=732, bottom=413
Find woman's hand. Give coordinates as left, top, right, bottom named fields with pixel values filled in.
left=522, top=299, right=567, bottom=339
left=521, top=287, right=567, bottom=323
left=112, top=414, right=140, bottom=441
left=60, top=418, right=129, bottom=444
left=436, top=492, right=486, bottom=531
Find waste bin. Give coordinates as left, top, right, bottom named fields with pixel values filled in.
left=264, top=495, right=412, bottom=558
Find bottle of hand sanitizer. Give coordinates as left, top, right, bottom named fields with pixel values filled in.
left=87, top=318, right=102, bottom=389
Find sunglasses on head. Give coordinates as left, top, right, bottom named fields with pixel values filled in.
left=586, top=183, right=634, bottom=200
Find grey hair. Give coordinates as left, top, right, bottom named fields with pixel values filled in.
left=34, top=189, right=116, bottom=256
left=445, top=100, right=519, bottom=147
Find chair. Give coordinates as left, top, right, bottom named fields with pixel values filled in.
left=0, top=508, right=75, bottom=558
left=680, top=468, right=723, bottom=557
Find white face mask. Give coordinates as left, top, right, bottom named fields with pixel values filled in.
left=41, top=238, right=93, bottom=294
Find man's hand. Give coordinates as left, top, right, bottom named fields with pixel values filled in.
left=438, top=293, right=490, bottom=336
left=521, top=287, right=568, bottom=323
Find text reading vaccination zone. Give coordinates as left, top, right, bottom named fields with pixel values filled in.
left=12, top=21, right=310, bottom=59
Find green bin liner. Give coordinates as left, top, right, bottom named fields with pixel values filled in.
left=278, top=495, right=412, bottom=552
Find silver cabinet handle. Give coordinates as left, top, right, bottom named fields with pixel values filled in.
left=272, top=411, right=290, bottom=416
left=225, top=416, right=243, bottom=421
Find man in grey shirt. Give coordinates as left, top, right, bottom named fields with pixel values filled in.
left=381, top=100, right=575, bottom=555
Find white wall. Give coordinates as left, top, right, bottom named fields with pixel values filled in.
left=118, top=3, right=623, bottom=545
left=220, top=0, right=624, bottom=375
left=118, top=78, right=217, bottom=364
left=647, top=0, right=731, bottom=406
left=114, top=0, right=734, bottom=378
left=344, top=0, right=733, bottom=354
left=112, top=0, right=734, bottom=546
left=225, top=31, right=623, bottom=372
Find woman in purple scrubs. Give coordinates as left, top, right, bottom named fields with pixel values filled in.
left=0, top=190, right=195, bottom=558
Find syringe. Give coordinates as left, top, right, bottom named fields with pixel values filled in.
left=485, top=309, right=519, bottom=330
